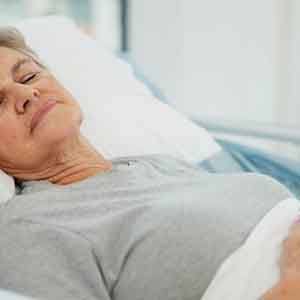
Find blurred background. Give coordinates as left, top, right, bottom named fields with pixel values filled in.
left=0, top=0, right=300, bottom=157
left=0, top=0, right=122, bottom=50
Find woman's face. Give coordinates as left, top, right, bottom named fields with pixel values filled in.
left=0, top=46, right=83, bottom=173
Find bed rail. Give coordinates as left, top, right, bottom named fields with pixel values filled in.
left=191, top=117, right=300, bottom=145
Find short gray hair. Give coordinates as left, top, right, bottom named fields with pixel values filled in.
left=0, top=26, right=46, bottom=68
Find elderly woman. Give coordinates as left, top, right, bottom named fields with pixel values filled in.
left=0, top=27, right=299, bottom=300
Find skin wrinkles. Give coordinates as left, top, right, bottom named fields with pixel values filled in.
left=0, top=46, right=112, bottom=185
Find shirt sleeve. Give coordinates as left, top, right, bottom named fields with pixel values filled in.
left=0, top=219, right=112, bottom=300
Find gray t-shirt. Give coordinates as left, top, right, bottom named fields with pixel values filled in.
left=0, top=154, right=291, bottom=300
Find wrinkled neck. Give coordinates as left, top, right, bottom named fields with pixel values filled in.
left=14, top=133, right=112, bottom=185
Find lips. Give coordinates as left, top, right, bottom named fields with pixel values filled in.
left=30, top=100, right=57, bottom=132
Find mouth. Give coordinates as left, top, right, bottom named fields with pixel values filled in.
left=30, top=100, right=57, bottom=132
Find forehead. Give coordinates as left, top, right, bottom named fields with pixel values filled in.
left=0, top=47, right=32, bottom=80
left=0, top=46, right=27, bottom=66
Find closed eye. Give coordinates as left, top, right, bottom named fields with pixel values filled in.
left=21, top=73, right=37, bottom=84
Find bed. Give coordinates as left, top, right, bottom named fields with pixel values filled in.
left=199, top=131, right=300, bottom=199
left=0, top=15, right=299, bottom=300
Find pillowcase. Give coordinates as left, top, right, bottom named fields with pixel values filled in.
left=0, top=172, right=16, bottom=204
left=15, top=15, right=221, bottom=162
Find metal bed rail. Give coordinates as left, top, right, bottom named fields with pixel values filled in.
left=191, top=117, right=300, bottom=146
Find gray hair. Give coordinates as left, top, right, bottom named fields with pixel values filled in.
left=0, top=26, right=46, bottom=68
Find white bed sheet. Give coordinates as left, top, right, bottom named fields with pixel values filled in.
left=202, top=197, right=300, bottom=300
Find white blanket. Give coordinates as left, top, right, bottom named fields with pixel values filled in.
left=202, top=197, right=300, bottom=300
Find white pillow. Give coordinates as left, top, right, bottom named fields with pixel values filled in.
left=0, top=172, right=15, bottom=204
left=15, top=15, right=221, bottom=162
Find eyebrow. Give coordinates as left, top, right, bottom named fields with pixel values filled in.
left=11, top=58, right=32, bottom=75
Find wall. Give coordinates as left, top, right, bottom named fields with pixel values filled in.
left=181, top=0, right=279, bottom=123
left=129, top=0, right=297, bottom=125
left=283, top=0, right=300, bottom=126
left=129, top=0, right=183, bottom=102
left=92, top=0, right=121, bottom=51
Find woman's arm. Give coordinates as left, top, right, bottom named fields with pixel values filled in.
left=261, top=272, right=300, bottom=300
left=261, top=219, right=300, bottom=300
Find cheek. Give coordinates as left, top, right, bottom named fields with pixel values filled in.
left=0, top=111, right=31, bottom=147
left=0, top=119, right=21, bottom=143
left=0, top=129, right=25, bottom=159
left=0, top=121, right=28, bottom=165
left=38, top=75, right=76, bottom=104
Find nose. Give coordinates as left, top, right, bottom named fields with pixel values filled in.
left=13, top=85, right=40, bottom=114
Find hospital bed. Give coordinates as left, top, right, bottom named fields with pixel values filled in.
left=193, top=118, right=300, bottom=198
left=128, top=52, right=300, bottom=198
left=120, top=48, right=300, bottom=198
left=0, top=14, right=300, bottom=300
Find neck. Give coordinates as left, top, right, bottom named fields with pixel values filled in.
left=47, top=156, right=112, bottom=185
left=15, top=133, right=113, bottom=185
